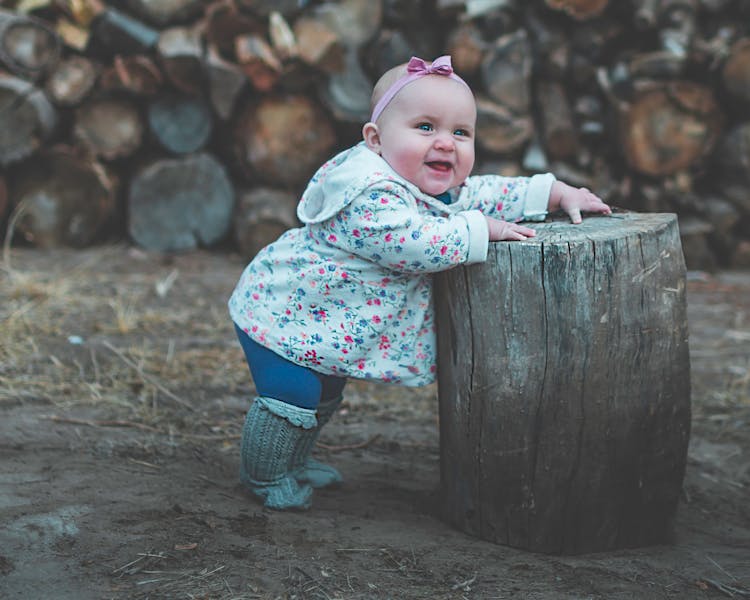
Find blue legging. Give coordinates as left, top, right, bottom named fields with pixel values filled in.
left=234, top=324, right=346, bottom=409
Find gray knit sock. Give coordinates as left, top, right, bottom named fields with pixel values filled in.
left=240, top=396, right=317, bottom=510
left=292, top=395, right=343, bottom=488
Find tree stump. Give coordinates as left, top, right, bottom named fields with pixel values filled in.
left=435, top=212, right=691, bottom=555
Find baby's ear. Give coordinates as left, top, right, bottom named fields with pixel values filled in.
left=362, top=122, right=381, bottom=153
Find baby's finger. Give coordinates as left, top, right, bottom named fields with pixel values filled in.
left=513, top=225, right=536, bottom=237
left=589, top=199, right=612, bottom=214
left=567, top=207, right=582, bottom=224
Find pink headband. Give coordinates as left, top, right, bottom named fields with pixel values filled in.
left=370, top=55, right=469, bottom=122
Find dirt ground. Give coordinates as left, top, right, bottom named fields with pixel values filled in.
left=1, top=245, right=748, bottom=600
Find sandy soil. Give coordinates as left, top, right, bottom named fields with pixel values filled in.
left=1, top=246, right=748, bottom=600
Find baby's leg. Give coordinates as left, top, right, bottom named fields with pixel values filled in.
left=234, top=325, right=345, bottom=509
left=240, top=396, right=316, bottom=509
left=291, top=384, right=345, bottom=488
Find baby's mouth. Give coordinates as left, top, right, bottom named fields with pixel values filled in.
left=426, top=161, right=452, bottom=172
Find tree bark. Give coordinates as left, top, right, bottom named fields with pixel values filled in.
left=234, top=33, right=282, bottom=92
left=0, top=74, right=57, bottom=166
left=0, top=173, right=7, bottom=225
left=537, top=81, right=579, bottom=161
left=128, top=152, right=235, bottom=252
left=90, top=6, right=160, bottom=54
left=156, top=26, right=204, bottom=95
left=481, top=29, right=532, bottom=114
left=203, top=0, right=263, bottom=56
left=124, top=0, right=204, bottom=26
left=545, top=0, right=609, bottom=20
left=435, top=212, right=691, bottom=555
left=722, top=38, right=750, bottom=106
left=99, top=54, right=164, bottom=96
left=205, top=44, right=247, bottom=120
left=716, top=122, right=750, bottom=214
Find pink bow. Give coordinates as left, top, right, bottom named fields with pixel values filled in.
left=406, top=56, right=455, bottom=77
left=370, top=55, right=469, bottom=122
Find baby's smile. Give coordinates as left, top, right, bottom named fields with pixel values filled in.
left=426, top=160, right=452, bottom=172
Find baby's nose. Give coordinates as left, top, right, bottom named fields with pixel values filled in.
left=433, top=131, right=454, bottom=150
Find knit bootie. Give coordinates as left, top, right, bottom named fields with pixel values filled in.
left=292, top=395, right=343, bottom=489
left=240, top=396, right=317, bottom=510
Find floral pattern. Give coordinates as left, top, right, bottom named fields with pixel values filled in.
left=229, top=143, right=553, bottom=387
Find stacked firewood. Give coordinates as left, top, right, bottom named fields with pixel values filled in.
left=1, top=0, right=748, bottom=269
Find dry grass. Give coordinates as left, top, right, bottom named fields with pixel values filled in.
left=0, top=242, right=438, bottom=451
left=0, top=245, right=250, bottom=437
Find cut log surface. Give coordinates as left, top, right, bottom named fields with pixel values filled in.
left=74, top=96, right=143, bottom=160
left=436, top=212, right=691, bottom=555
left=310, top=0, right=382, bottom=48
left=0, top=74, right=57, bottom=166
left=128, top=152, right=235, bottom=252
left=233, top=94, right=336, bottom=186
left=319, top=46, right=372, bottom=123
left=45, top=55, right=98, bottom=106
left=620, top=81, right=723, bottom=176
left=147, top=94, right=213, bottom=154
left=0, top=9, right=60, bottom=78
left=9, top=149, right=116, bottom=248
left=234, top=187, right=300, bottom=260
left=293, top=16, right=345, bottom=73
left=475, top=96, right=533, bottom=155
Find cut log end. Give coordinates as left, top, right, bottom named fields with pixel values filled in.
left=128, top=153, right=235, bottom=252
left=9, top=149, right=116, bottom=248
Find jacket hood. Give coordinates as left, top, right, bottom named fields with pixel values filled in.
left=297, top=142, right=415, bottom=224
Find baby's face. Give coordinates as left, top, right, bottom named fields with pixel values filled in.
left=372, top=76, right=476, bottom=196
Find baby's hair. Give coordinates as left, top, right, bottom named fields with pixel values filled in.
left=369, top=62, right=410, bottom=117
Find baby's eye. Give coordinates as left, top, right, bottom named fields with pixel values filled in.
left=417, top=122, right=433, bottom=132
left=454, top=128, right=470, bottom=137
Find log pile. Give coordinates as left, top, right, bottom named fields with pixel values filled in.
left=0, top=0, right=748, bottom=267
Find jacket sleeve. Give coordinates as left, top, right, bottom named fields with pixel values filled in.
left=456, top=173, right=556, bottom=222
left=311, top=184, right=489, bottom=273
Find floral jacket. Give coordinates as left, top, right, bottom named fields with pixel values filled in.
left=229, top=142, right=554, bottom=386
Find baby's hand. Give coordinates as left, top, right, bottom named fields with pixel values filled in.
left=485, top=216, right=536, bottom=241
left=551, top=181, right=612, bottom=224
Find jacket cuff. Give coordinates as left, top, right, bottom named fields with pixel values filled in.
left=523, top=173, right=556, bottom=222
left=458, top=210, right=488, bottom=264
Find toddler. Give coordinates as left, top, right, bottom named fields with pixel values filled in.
left=228, top=56, right=611, bottom=510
